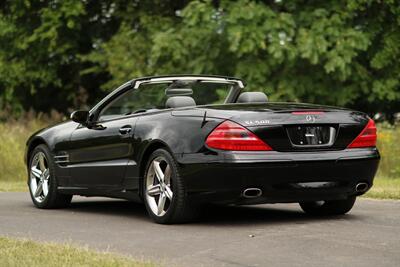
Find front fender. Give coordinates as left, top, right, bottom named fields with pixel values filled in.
left=24, top=120, right=76, bottom=164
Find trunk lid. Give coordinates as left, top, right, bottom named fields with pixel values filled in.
left=172, top=102, right=369, bottom=151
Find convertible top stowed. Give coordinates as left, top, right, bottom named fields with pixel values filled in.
left=25, top=74, right=380, bottom=224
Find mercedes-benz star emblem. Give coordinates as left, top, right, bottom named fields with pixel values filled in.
left=306, top=115, right=316, bottom=123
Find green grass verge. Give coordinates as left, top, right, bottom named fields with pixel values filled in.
left=363, top=177, right=400, bottom=200
left=0, top=118, right=49, bottom=188
left=0, top=237, right=154, bottom=267
left=0, top=180, right=27, bottom=192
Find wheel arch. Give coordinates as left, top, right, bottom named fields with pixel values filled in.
left=25, top=137, right=48, bottom=167
left=138, top=140, right=174, bottom=199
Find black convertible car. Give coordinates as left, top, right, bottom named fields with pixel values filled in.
left=26, top=75, right=380, bottom=224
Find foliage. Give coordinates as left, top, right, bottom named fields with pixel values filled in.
left=0, top=237, right=154, bottom=267
left=88, top=0, right=400, bottom=113
left=0, top=0, right=119, bottom=115
left=0, top=0, right=399, bottom=116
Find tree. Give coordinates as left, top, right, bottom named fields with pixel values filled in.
left=147, top=0, right=400, bottom=113
left=1, top=0, right=399, bottom=117
left=0, top=0, right=118, bottom=115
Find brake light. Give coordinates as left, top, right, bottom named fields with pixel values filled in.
left=205, top=121, right=273, bottom=151
left=292, top=111, right=324, bottom=115
left=347, top=119, right=377, bottom=148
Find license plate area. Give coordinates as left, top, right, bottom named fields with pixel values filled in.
left=286, top=125, right=337, bottom=148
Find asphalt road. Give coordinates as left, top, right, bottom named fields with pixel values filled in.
left=0, top=193, right=399, bottom=267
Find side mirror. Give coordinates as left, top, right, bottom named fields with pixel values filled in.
left=70, top=110, right=89, bottom=124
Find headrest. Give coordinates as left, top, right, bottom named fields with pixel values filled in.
left=237, top=92, right=268, bottom=103
left=165, top=96, right=196, bottom=108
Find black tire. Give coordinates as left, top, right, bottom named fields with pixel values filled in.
left=28, top=144, right=72, bottom=208
left=299, top=196, right=356, bottom=216
left=143, top=148, right=198, bottom=224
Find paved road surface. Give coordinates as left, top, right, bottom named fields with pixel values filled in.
left=0, top=192, right=399, bottom=267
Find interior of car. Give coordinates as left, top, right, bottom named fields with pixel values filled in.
left=164, top=91, right=268, bottom=108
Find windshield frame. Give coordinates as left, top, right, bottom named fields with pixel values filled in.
left=88, top=75, right=244, bottom=123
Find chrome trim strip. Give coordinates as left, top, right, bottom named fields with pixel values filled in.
left=67, top=159, right=130, bottom=168
left=57, top=186, right=88, bottom=190
left=134, top=76, right=244, bottom=89
left=54, top=154, right=70, bottom=164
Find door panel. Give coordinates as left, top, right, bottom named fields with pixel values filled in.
left=68, top=117, right=137, bottom=187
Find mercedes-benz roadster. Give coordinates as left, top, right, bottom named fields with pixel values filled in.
left=26, top=75, right=380, bottom=224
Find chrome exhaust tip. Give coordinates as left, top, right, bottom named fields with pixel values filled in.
left=243, top=188, right=262, bottom=198
left=355, top=182, right=369, bottom=193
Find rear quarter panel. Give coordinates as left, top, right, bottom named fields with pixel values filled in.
left=133, top=112, right=222, bottom=158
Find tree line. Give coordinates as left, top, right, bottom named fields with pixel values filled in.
left=0, top=0, right=399, bottom=118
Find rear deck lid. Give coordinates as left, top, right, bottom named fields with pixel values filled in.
left=172, top=102, right=369, bottom=151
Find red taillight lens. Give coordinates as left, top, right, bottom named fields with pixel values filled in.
left=348, top=119, right=377, bottom=148
left=205, top=121, right=273, bottom=151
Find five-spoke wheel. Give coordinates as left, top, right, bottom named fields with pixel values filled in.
left=28, top=145, right=72, bottom=208
left=143, top=148, right=197, bottom=224
left=29, top=152, right=50, bottom=203
left=145, top=156, right=174, bottom=216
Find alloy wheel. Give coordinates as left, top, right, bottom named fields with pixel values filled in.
left=29, top=152, right=50, bottom=203
left=145, top=156, right=174, bottom=217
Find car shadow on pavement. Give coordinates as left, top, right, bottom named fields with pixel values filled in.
left=196, top=204, right=358, bottom=226
left=68, top=199, right=150, bottom=221
left=66, top=198, right=358, bottom=226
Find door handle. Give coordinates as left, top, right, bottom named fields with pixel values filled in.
left=119, top=126, right=132, bottom=135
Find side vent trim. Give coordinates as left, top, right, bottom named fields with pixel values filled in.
left=54, top=154, right=70, bottom=165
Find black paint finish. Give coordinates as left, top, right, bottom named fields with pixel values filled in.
left=25, top=75, right=380, bottom=204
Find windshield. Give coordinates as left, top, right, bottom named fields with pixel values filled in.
left=97, top=81, right=235, bottom=121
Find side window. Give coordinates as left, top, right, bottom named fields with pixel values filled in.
left=98, top=84, right=167, bottom=121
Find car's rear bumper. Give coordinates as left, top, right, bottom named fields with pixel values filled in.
left=175, top=148, right=380, bottom=204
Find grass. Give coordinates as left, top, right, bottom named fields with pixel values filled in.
left=0, top=237, right=154, bottom=267
left=0, top=114, right=52, bottom=186
left=0, top=180, right=27, bottom=192
left=364, top=177, right=400, bottom=200
left=0, top=116, right=399, bottom=199
left=375, top=123, right=400, bottom=179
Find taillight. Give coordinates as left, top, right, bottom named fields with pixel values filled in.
left=348, top=119, right=377, bottom=148
left=205, top=120, right=273, bottom=151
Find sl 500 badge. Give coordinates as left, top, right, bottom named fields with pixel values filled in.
left=244, top=120, right=270, bottom=125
